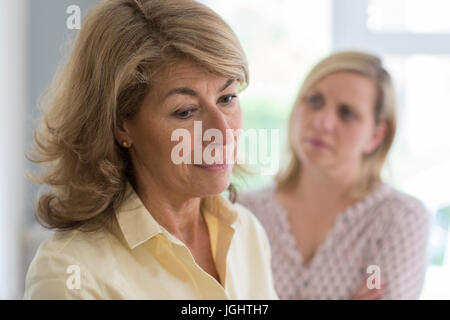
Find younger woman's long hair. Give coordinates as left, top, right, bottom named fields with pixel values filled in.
left=275, top=51, right=397, bottom=199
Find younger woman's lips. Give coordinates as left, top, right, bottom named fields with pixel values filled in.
left=306, top=137, right=330, bottom=149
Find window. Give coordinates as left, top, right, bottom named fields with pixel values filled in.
left=200, top=0, right=332, bottom=188
left=205, top=0, right=450, bottom=299
left=334, top=0, right=450, bottom=299
left=367, top=0, right=450, bottom=33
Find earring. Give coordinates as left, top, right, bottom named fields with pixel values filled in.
left=121, top=141, right=130, bottom=148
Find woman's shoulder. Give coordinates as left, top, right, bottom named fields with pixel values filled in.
left=28, top=229, right=97, bottom=274
left=24, top=225, right=119, bottom=294
left=236, top=184, right=277, bottom=213
left=231, top=200, right=273, bottom=257
left=36, top=226, right=113, bottom=256
left=24, top=228, right=109, bottom=299
left=31, top=229, right=80, bottom=261
left=370, top=183, right=431, bottom=227
left=376, top=184, right=427, bottom=212
left=227, top=194, right=274, bottom=243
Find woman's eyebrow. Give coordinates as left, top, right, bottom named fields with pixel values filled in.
left=163, top=79, right=235, bottom=101
left=164, top=87, right=197, bottom=100
left=219, top=79, right=234, bottom=92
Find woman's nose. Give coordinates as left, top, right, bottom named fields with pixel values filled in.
left=203, top=107, right=233, bottom=141
left=203, top=104, right=240, bottom=158
left=312, top=107, right=336, bottom=132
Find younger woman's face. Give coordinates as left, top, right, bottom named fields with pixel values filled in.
left=292, top=71, right=387, bottom=175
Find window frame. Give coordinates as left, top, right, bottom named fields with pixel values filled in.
left=332, top=0, right=450, bottom=54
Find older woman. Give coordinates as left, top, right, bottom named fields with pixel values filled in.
left=24, top=0, right=277, bottom=300
left=238, top=51, right=430, bottom=300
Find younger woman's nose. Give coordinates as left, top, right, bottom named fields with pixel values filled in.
left=312, top=107, right=336, bottom=132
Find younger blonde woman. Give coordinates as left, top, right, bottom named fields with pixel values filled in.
left=238, top=51, right=430, bottom=300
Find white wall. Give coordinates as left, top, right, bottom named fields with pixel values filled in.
left=0, top=0, right=28, bottom=299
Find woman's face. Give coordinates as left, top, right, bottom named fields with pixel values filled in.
left=292, top=71, right=387, bottom=175
left=116, top=59, right=242, bottom=198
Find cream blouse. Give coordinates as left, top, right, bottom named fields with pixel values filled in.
left=23, top=182, right=278, bottom=300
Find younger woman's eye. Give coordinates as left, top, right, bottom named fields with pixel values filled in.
left=218, top=94, right=237, bottom=105
left=339, top=105, right=356, bottom=120
left=305, top=93, right=324, bottom=109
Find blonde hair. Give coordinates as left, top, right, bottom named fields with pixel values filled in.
left=275, top=51, right=397, bottom=199
left=26, top=0, right=249, bottom=231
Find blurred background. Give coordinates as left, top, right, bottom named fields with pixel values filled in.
left=1, top=0, right=449, bottom=299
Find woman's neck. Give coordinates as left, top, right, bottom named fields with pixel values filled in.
left=133, top=174, right=203, bottom=246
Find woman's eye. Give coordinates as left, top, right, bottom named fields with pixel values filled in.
left=305, top=93, right=323, bottom=108
left=174, top=108, right=196, bottom=119
left=218, top=94, right=237, bottom=105
left=339, top=105, right=356, bottom=120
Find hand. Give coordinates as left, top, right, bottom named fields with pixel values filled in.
left=352, top=281, right=386, bottom=300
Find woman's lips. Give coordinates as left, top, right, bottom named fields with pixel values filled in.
left=194, top=163, right=230, bottom=172
left=305, top=137, right=330, bottom=149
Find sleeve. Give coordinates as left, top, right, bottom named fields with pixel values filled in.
left=371, top=198, right=431, bottom=300
left=23, top=251, right=104, bottom=300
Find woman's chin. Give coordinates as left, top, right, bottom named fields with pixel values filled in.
left=299, top=152, right=335, bottom=172
left=191, top=172, right=232, bottom=196
left=191, top=182, right=231, bottom=197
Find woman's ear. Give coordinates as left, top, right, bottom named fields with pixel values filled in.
left=363, top=121, right=388, bottom=155
left=114, top=118, right=133, bottom=147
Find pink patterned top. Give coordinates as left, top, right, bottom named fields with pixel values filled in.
left=237, top=183, right=431, bottom=300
